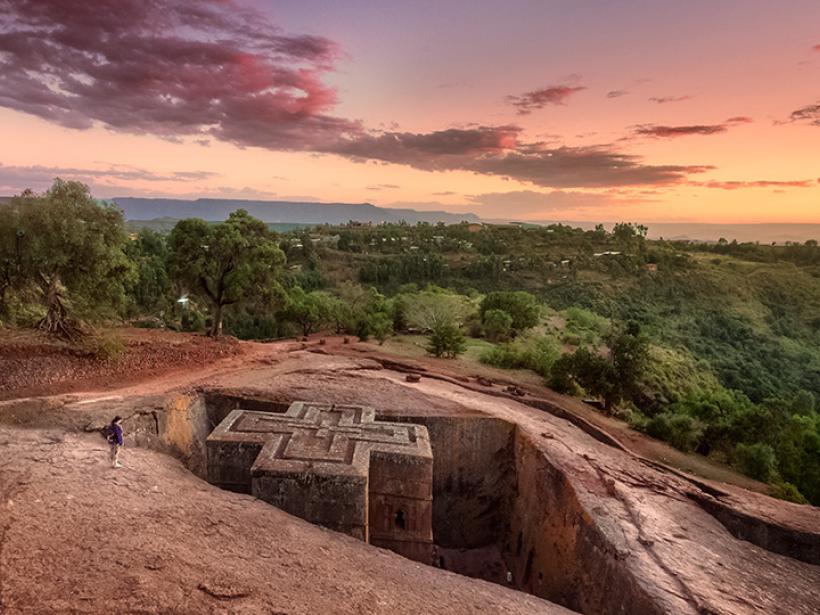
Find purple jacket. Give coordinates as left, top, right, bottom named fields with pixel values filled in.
left=110, top=423, right=123, bottom=446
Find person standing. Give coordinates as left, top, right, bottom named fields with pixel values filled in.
left=105, top=416, right=124, bottom=468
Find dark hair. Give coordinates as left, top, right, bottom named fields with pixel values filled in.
left=112, top=415, right=122, bottom=423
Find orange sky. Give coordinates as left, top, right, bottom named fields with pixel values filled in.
left=0, top=0, right=818, bottom=223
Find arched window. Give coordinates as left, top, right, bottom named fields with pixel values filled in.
left=394, top=508, right=407, bottom=530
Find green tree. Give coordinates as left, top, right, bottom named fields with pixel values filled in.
left=482, top=308, right=513, bottom=341
left=427, top=321, right=466, bottom=358
left=610, top=322, right=650, bottom=403
left=167, top=210, right=285, bottom=337
left=366, top=311, right=393, bottom=344
left=479, top=291, right=540, bottom=333
left=571, top=347, right=620, bottom=410
left=9, top=180, right=131, bottom=338
left=0, top=203, right=22, bottom=319
left=403, top=286, right=475, bottom=331
left=124, top=229, right=171, bottom=316
left=281, top=287, right=335, bottom=336
left=732, top=442, right=778, bottom=482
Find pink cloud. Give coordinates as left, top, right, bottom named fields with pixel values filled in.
left=507, top=85, right=587, bottom=114
left=649, top=95, right=692, bottom=104
left=0, top=0, right=358, bottom=149
left=327, top=126, right=709, bottom=187
left=693, top=179, right=815, bottom=190
left=788, top=102, right=820, bottom=126
left=635, top=124, right=727, bottom=138
left=634, top=116, right=752, bottom=138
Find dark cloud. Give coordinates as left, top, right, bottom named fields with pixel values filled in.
left=507, top=85, right=586, bottom=114
left=788, top=102, right=820, bottom=126
left=466, top=144, right=711, bottom=188
left=634, top=116, right=752, bottom=138
left=327, top=126, right=519, bottom=168
left=649, top=95, right=692, bottom=104
left=0, top=0, right=359, bottom=149
left=606, top=90, right=629, bottom=99
left=326, top=126, right=710, bottom=188
left=635, top=124, right=727, bottom=138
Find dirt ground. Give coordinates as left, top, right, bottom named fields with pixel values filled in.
left=0, top=328, right=252, bottom=399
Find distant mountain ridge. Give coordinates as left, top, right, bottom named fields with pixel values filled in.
left=112, top=197, right=480, bottom=225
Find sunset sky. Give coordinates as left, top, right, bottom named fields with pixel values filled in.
left=0, top=0, right=818, bottom=223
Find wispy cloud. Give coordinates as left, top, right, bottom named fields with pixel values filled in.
left=634, top=116, right=752, bottom=138
left=0, top=162, right=216, bottom=188
left=507, top=85, right=586, bottom=114
left=649, top=95, right=692, bottom=104
left=787, top=102, right=820, bottom=126
left=606, top=90, right=629, bottom=99
left=692, top=179, right=815, bottom=190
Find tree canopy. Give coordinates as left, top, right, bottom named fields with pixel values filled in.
left=2, top=180, right=131, bottom=338
left=167, top=210, right=285, bottom=337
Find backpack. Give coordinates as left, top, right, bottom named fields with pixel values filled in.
left=101, top=424, right=116, bottom=443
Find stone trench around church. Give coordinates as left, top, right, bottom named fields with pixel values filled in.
left=153, top=389, right=666, bottom=614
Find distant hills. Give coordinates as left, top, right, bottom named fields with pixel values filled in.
left=4, top=194, right=817, bottom=243
left=111, top=197, right=480, bottom=226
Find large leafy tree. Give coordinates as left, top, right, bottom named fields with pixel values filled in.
left=281, top=287, right=336, bottom=336
left=124, top=228, right=172, bottom=316
left=0, top=202, right=22, bottom=318
left=479, top=291, right=540, bottom=333
left=7, top=180, right=131, bottom=338
left=167, top=210, right=285, bottom=337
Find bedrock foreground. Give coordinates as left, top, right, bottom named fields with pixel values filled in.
left=0, top=341, right=818, bottom=614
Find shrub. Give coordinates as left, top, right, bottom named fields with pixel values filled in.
left=564, top=307, right=610, bottom=343
left=181, top=310, right=205, bottom=333
left=427, top=321, right=466, bottom=358
left=479, top=345, right=520, bottom=369
left=81, top=331, right=125, bottom=362
left=479, top=335, right=560, bottom=377
left=645, top=412, right=703, bottom=452
left=732, top=442, right=778, bottom=482
left=369, top=312, right=393, bottom=344
left=771, top=481, right=808, bottom=504
left=482, top=309, right=513, bottom=341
